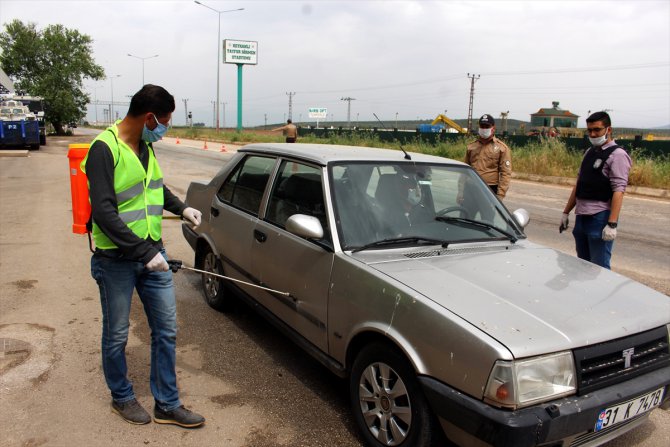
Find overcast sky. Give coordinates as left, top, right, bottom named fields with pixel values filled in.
left=2, top=0, right=669, bottom=128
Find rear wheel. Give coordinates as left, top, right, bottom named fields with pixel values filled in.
left=350, top=343, right=445, bottom=447
left=198, top=244, right=232, bottom=312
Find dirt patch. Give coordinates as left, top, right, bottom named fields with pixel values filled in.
left=11, top=279, right=38, bottom=290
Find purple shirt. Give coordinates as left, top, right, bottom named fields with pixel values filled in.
left=575, top=140, right=632, bottom=216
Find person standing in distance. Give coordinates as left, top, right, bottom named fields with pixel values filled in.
left=272, top=119, right=299, bottom=143
left=463, top=114, right=512, bottom=200
left=559, top=111, right=631, bottom=270
left=82, top=84, right=205, bottom=428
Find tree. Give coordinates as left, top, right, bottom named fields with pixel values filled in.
left=0, top=20, right=105, bottom=134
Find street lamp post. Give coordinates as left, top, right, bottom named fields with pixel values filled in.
left=194, top=1, right=244, bottom=132
left=127, top=53, right=159, bottom=85
left=109, top=74, right=121, bottom=124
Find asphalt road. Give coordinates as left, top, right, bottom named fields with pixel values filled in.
left=0, top=133, right=668, bottom=447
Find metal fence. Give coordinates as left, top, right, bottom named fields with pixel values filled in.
left=299, top=127, right=670, bottom=158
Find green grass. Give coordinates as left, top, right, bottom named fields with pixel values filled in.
left=165, top=128, right=669, bottom=190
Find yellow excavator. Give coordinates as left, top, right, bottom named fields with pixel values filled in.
left=431, top=114, right=467, bottom=133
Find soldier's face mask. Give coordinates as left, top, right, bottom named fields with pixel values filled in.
left=478, top=127, right=493, bottom=139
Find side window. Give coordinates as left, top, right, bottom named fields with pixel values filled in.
left=217, top=155, right=276, bottom=216
left=266, top=161, right=329, bottom=239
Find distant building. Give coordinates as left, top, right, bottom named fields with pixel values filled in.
left=530, top=101, right=578, bottom=128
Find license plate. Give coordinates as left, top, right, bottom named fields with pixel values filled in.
left=595, top=387, right=665, bottom=431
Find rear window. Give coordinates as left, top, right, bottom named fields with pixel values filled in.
left=217, top=155, right=276, bottom=215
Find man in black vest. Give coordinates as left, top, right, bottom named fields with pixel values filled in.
left=559, top=111, right=632, bottom=269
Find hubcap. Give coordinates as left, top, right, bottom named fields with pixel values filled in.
left=358, top=362, right=411, bottom=446
left=203, top=252, right=220, bottom=299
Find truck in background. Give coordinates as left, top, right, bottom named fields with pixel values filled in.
left=0, top=96, right=46, bottom=150
left=1, top=68, right=47, bottom=149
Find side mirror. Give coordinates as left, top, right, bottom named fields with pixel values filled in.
left=512, top=208, right=530, bottom=228
left=286, top=214, right=324, bottom=239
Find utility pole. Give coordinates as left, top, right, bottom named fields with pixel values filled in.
left=211, top=101, right=216, bottom=128
left=286, top=92, right=296, bottom=121
left=500, top=111, right=510, bottom=134
left=182, top=98, right=189, bottom=126
left=341, top=97, right=356, bottom=129
left=222, top=102, right=227, bottom=129
left=466, top=73, right=480, bottom=133
left=264, top=113, right=267, bottom=130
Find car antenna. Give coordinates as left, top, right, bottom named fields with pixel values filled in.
left=373, top=113, right=411, bottom=160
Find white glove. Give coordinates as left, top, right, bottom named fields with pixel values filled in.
left=559, top=213, right=569, bottom=233
left=602, top=225, right=617, bottom=241
left=182, top=207, right=202, bottom=227
left=146, top=252, right=169, bottom=272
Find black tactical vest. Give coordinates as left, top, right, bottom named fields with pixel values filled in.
left=575, top=145, right=621, bottom=201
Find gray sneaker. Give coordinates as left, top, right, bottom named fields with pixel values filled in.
left=154, top=405, right=205, bottom=428
left=111, top=399, right=151, bottom=425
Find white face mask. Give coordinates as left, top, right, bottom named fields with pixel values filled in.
left=407, top=188, right=421, bottom=206
left=478, top=127, right=493, bottom=139
left=588, top=130, right=608, bottom=147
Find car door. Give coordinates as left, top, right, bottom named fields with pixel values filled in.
left=210, top=154, right=277, bottom=294
left=251, top=159, right=334, bottom=352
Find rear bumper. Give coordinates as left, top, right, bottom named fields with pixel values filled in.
left=419, top=366, right=670, bottom=447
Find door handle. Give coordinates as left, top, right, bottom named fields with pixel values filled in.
left=211, top=207, right=219, bottom=217
left=254, top=229, right=267, bottom=243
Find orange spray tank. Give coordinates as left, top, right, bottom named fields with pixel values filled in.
left=67, top=144, right=91, bottom=234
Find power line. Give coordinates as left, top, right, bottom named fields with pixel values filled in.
left=482, top=62, right=668, bottom=76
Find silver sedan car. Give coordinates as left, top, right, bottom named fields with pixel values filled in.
left=182, top=143, right=670, bottom=447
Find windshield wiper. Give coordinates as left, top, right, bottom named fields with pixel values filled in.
left=351, top=236, right=448, bottom=253
left=435, top=216, right=518, bottom=243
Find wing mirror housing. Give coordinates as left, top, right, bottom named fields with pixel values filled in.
left=512, top=208, right=530, bottom=228
left=286, top=214, right=324, bottom=239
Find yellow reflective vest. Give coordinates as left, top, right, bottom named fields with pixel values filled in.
left=82, top=124, right=164, bottom=249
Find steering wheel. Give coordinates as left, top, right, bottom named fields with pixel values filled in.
left=436, top=206, right=470, bottom=218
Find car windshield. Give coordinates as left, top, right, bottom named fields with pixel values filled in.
left=330, top=161, right=525, bottom=251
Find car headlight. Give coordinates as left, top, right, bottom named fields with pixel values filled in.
left=484, top=351, right=576, bottom=409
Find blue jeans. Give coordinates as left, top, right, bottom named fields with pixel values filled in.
left=572, top=210, right=614, bottom=269
left=91, top=249, right=181, bottom=411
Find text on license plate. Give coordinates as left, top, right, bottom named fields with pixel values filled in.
left=595, top=387, right=665, bottom=431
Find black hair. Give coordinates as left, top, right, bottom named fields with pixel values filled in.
left=586, top=111, right=611, bottom=127
left=127, top=84, right=176, bottom=118
left=287, top=119, right=292, bottom=124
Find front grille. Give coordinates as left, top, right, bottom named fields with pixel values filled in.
left=574, top=326, right=670, bottom=395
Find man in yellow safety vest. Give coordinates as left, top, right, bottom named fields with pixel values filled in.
left=83, top=84, right=205, bottom=428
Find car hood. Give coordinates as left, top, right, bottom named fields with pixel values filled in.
left=363, top=241, right=670, bottom=358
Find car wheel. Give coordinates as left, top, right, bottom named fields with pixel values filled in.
left=199, top=244, right=232, bottom=312
left=350, top=343, right=444, bottom=447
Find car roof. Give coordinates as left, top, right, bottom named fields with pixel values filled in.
left=238, top=143, right=468, bottom=167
